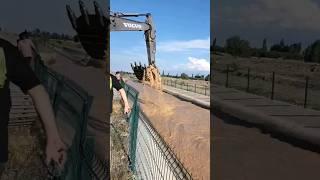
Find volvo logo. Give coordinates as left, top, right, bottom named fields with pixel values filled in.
left=123, top=23, right=142, bottom=29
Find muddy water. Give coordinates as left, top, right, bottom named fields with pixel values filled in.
left=127, top=81, right=210, bottom=180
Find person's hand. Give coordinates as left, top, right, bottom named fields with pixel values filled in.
left=124, top=105, right=131, bottom=115
left=66, top=1, right=108, bottom=59
left=46, top=137, right=67, bottom=170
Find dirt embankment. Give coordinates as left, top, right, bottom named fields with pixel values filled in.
left=127, top=81, right=210, bottom=180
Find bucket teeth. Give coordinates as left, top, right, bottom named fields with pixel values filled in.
left=66, top=5, right=77, bottom=30
left=94, top=1, right=105, bottom=27
left=79, top=0, right=90, bottom=25
left=131, top=61, right=145, bottom=80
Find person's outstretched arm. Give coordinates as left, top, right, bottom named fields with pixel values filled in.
left=119, top=88, right=130, bottom=114
left=28, top=85, right=67, bottom=168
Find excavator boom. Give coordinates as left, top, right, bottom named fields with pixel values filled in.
left=110, top=12, right=156, bottom=65
left=66, top=1, right=161, bottom=89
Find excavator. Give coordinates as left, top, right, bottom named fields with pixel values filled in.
left=66, top=1, right=162, bottom=90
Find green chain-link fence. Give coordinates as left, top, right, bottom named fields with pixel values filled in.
left=34, top=57, right=104, bottom=179
left=123, top=82, right=193, bottom=180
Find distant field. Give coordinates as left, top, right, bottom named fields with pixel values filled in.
left=213, top=53, right=320, bottom=110
left=162, top=77, right=210, bottom=96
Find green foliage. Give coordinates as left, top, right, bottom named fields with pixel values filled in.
left=194, top=74, right=204, bottom=79
left=181, top=73, right=189, bottom=79
left=304, top=40, right=320, bottom=63
left=262, top=38, right=267, bottom=52
left=205, top=74, right=210, bottom=81
left=225, top=36, right=251, bottom=57
left=270, top=39, right=301, bottom=54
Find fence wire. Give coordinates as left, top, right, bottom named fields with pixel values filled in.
left=213, top=64, right=320, bottom=110
left=162, top=78, right=210, bottom=96
left=124, top=82, right=193, bottom=180
left=34, top=57, right=106, bottom=180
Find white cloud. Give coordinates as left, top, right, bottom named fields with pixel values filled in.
left=222, top=0, right=320, bottom=31
left=186, top=57, right=210, bottom=72
left=158, top=37, right=210, bottom=52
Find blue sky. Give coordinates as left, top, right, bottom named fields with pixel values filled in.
left=111, top=0, right=210, bottom=76
left=214, top=0, right=320, bottom=49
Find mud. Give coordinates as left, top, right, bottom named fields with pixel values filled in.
left=127, top=81, right=210, bottom=180
left=142, top=64, right=162, bottom=90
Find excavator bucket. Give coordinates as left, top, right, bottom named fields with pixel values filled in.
left=131, top=61, right=145, bottom=81
left=66, top=1, right=108, bottom=59
left=130, top=61, right=161, bottom=89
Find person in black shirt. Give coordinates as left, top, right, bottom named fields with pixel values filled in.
left=0, top=38, right=66, bottom=177
left=109, top=73, right=130, bottom=114
left=115, top=71, right=122, bottom=82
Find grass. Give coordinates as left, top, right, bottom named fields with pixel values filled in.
left=2, top=120, right=48, bottom=180
left=213, top=53, right=320, bottom=110
left=110, top=99, right=135, bottom=180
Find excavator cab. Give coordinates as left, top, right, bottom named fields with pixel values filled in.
left=66, top=1, right=162, bottom=90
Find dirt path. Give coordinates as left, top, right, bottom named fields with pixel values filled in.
left=213, top=111, right=320, bottom=180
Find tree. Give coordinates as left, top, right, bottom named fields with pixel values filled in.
left=289, top=43, right=302, bottom=54
left=205, top=74, right=210, bottom=81
left=280, top=39, right=285, bottom=48
left=181, top=73, right=189, bottom=79
left=225, top=36, right=251, bottom=57
left=270, top=39, right=288, bottom=53
left=211, top=38, right=216, bottom=52
left=304, top=40, right=320, bottom=63
left=195, top=74, right=204, bottom=79
left=262, top=38, right=267, bottom=52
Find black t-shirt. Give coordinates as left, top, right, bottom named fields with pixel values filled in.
left=109, top=74, right=123, bottom=113
left=0, top=38, right=40, bottom=162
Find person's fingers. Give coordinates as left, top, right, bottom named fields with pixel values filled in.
left=58, top=151, right=67, bottom=169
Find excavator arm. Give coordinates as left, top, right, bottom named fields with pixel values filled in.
left=66, top=1, right=162, bottom=89
left=110, top=12, right=156, bottom=66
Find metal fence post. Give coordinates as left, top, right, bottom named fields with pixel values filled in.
left=271, top=72, right=275, bottom=100
left=226, top=65, right=229, bottom=88
left=304, top=77, right=309, bottom=108
left=247, top=68, right=250, bottom=92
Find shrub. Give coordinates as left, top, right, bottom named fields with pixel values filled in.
left=181, top=73, right=189, bottom=79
